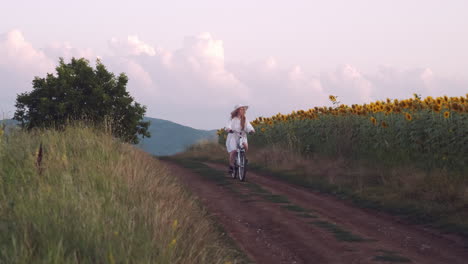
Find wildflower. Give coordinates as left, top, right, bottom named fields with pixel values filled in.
left=61, top=153, right=68, bottom=165
left=443, top=111, right=450, bottom=119
left=108, top=252, right=115, bottom=264
left=169, top=239, right=177, bottom=247
left=405, top=113, right=412, bottom=121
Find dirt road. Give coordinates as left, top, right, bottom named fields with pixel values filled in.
left=163, top=160, right=468, bottom=264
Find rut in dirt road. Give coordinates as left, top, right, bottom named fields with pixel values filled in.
left=163, top=159, right=468, bottom=264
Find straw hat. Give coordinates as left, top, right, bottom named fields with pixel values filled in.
left=231, top=104, right=249, bottom=115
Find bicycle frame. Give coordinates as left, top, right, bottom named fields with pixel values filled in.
left=231, top=131, right=247, bottom=181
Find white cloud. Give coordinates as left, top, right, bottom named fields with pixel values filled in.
left=0, top=29, right=54, bottom=76
left=0, top=29, right=55, bottom=116
left=109, top=35, right=156, bottom=56
left=0, top=29, right=467, bottom=128
left=320, top=64, right=373, bottom=104
left=43, top=42, right=95, bottom=62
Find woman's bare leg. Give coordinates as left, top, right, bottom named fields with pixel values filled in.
left=229, top=151, right=237, bottom=167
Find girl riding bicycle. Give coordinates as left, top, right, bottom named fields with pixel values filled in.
left=225, top=104, right=255, bottom=174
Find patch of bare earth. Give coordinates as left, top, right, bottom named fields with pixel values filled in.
left=163, top=160, right=468, bottom=264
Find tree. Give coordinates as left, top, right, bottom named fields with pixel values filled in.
left=14, top=57, right=150, bottom=143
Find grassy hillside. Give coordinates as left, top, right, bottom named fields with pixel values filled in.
left=137, top=117, right=216, bottom=156
left=0, top=125, right=244, bottom=263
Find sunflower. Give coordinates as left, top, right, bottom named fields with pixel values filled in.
left=329, top=95, right=337, bottom=102
left=384, top=105, right=392, bottom=112
left=261, top=127, right=266, bottom=132
left=405, top=113, right=412, bottom=121
left=381, top=121, right=388, bottom=128
left=370, top=117, right=377, bottom=125
left=443, top=111, right=450, bottom=119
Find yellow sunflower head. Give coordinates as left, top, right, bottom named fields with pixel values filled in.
left=443, top=111, right=450, bottom=119
left=405, top=113, right=412, bottom=121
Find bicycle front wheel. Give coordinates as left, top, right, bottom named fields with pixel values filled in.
left=238, top=152, right=247, bottom=181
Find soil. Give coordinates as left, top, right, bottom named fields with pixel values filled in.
left=162, top=160, right=468, bottom=264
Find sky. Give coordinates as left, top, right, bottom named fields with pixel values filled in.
left=1, top=0, right=467, bottom=129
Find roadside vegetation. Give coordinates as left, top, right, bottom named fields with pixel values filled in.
left=0, top=125, right=243, bottom=263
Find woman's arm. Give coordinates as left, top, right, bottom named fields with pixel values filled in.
left=224, top=119, right=233, bottom=132
left=246, top=119, right=255, bottom=133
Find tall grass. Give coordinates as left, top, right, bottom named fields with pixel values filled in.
left=0, top=125, right=242, bottom=263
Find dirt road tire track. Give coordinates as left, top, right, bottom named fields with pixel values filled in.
left=162, top=160, right=468, bottom=264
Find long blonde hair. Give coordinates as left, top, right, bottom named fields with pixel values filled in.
left=231, top=109, right=246, bottom=130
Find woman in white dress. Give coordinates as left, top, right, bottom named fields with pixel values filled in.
left=225, top=104, right=255, bottom=173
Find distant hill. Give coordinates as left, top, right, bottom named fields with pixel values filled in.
left=1, top=118, right=217, bottom=156
left=138, top=117, right=217, bottom=156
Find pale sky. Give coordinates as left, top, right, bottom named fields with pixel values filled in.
left=1, top=0, right=467, bottom=129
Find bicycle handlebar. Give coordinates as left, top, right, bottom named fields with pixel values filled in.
left=227, top=129, right=254, bottom=135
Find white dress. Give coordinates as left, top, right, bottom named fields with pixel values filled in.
left=225, top=117, right=255, bottom=153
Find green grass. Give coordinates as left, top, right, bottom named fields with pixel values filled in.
left=373, top=250, right=412, bottom=263
left=281, top=204, right=309, bottom=212
left=0, top=127, right=246, bottom=264
left=311, top=221, right=367, bottom=242
left=262, top=194, right=291, bottom=204
left=296, top=212, right=318, bottom=218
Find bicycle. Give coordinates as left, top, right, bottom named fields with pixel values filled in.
left=229, top=130, right=249, bottom=182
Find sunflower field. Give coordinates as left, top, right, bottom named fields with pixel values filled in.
left=218, top=94, right=468, bottom=171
